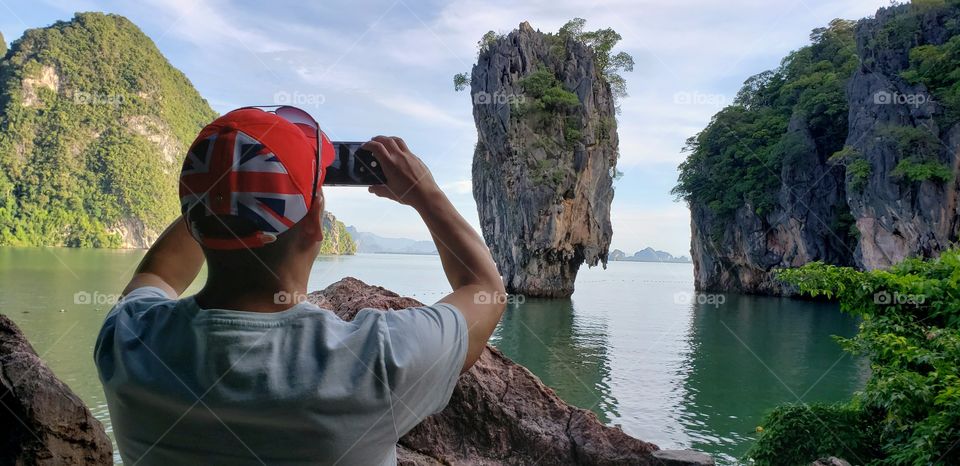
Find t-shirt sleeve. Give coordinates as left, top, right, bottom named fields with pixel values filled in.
left=119, top=286, right=171, bottom=304
left=380, top=302, right=468, bottom=435
left=95, top=286, right=175, bottom=384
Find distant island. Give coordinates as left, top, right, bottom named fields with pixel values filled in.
left=609, top=247, right=691, bottom=263
left=346, top=227, right=438, bottom=255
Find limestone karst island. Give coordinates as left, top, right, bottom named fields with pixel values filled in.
left=1, top=2, right=959, bottom=465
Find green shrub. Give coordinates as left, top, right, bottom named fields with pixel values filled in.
left=747, top=403, right=882, bottom=466
left=541, top=86, right=580, bottom=111
left=878, top=126, right=953, bottom=184
left=891, top=159, right=953, bottom=183
left=768, top=252, right=960, bottom=465
left=520, top=68, right=557, bottom=98
left=849, top=158, right=872, bottom=191
left=897, top=4, right=960, bottom=127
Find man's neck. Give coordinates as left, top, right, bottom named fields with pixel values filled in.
left=195, top=267, right=310, bottom=313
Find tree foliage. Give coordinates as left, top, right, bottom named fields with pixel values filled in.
left=453, top=19, right=633, bottom=103
left=672, top=19, right=858, bottom=219
left=556, top=18, right=635, bottom=101
left=0, top=13, right=218, bottom=246
left=753, top=252, right=960, bottom=465
left=0, top=13, right=356, bottom=252
left=902, top=32, right=960, bottom=128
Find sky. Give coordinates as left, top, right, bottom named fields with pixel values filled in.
left=0, top=0, right=892, bottom=257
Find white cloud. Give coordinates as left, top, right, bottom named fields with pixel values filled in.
left=372, top=93, right=473, bottom=129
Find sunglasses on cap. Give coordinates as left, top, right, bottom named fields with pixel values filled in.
left=240, top=105, right=326, bottom=200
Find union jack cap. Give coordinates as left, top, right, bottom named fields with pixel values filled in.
left=178, top=108, right=334, bottom=250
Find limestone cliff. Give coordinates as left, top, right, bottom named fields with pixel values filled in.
left=0, top=13, right=356, bottom=253
left=319, top=211, right=356, bottom=255
left=470, top=22, right=619, bottom=298
left=0, top=13, right=218, bottom=248
left=678, top=3, right=960, bottom=294
left=844, top=5, right=960, bottom=270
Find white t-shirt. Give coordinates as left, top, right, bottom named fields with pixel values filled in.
left=94, top=286, right=467, bottom=465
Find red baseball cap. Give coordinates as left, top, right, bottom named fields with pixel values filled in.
left=179, top=107, right=335, bottom=250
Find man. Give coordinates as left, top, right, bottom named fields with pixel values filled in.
left=95, top=108, right=506, bottom=465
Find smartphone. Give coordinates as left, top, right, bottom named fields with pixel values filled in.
left=323, top=142, right=387, bottom=186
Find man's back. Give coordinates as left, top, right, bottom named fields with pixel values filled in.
left=95, top=287, right=467, bottom=465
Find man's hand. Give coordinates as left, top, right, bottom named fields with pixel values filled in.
left=361, top=136, right=442, bottom=208
left=362, top=136, right=506, bottom=373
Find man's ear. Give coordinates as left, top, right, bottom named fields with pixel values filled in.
left=303, top=191, right=325, bottom=243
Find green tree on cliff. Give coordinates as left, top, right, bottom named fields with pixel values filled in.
left=453, top=19, right=634, bottom=102
left=672, top=18, right=857, bottom=219
left=556, top=18, right=634, bottom=100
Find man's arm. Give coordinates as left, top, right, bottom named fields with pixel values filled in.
left=362, top=136, right=506, bottom=373
left=121, top=217, right=204, bottom=298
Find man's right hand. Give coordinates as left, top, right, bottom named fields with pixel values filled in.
left=360, top=135, right=506, bottom=374
left=361, top=136, right=442, bottom=209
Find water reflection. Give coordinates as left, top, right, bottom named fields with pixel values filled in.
left=490, top=298, right=618, bottom=423
left=677, top=293, right=869, bottom=463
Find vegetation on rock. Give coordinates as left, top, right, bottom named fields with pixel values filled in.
left=672, top=19, right=858, bottom=219
left=319, top=213, right=357, bottom=255
left=0, top=13, right=355, bottom=252
left=454, top=18, right=634, bottom=104
left=0, top=13, right=216, bottom=247
left=749, top=251, right=960, bottom=465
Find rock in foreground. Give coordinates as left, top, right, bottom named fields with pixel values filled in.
left=0, top=314, right=112, bottom=465
left=310, top=277, right=713, bottom=465
left=470, top=22, right=618, bottom=298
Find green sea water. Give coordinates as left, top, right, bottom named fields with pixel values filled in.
left=0, top=248, right=866, bottom=464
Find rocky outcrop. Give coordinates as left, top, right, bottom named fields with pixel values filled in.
left=310, top=277, right=714, bottom=465
left=0, top=314, right=112, bottom=464
left=470, top=22, right=618, bottom=298
left=686, top=3, right=960, bottom=294
left=319, top=211, right=357, bottom=255
left=844, top=5, right=960, bottom=270
left=690, top=115, right=855, bottom=294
